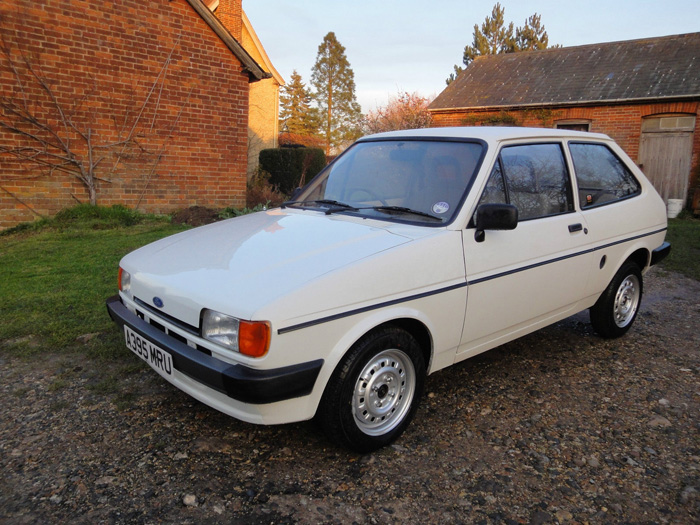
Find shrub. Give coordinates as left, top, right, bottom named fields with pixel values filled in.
left=218, top=202, right=270, bottom=219
left=259, top=148, right=327, bottom=195
left=53, top=204, right=145, bottom=227
left=0, top=204, right=167, bottom=236
left=246, top=169, right=286, bottom=209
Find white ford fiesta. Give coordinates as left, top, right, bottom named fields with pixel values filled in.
left=107, top=127, right=671, bottom=451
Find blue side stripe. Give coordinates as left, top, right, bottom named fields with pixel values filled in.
left=468, top=227, right=666, bottom=285
left=277, top=227, right=667, bottom=335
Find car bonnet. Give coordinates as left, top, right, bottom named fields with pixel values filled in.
left=120, top=209, right=412, bottom=325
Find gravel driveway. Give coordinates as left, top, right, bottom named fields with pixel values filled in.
left=1, top=268, right=699, bottom=524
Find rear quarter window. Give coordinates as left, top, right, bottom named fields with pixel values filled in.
left=569, top=143, right=641, bottom=208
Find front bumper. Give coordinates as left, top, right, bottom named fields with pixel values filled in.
left=106, top=295, right=322, bottom=404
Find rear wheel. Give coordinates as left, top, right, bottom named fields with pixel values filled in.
left=317, top=327, right=425, bottom=452
left=590, top=261, right=643, bottom=338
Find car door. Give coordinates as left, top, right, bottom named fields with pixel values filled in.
left=457, top=142, right=594, bottom=361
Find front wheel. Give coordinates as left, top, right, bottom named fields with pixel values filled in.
left=317, top=327, right=425, bottom=452
left=590, top=261, right=643, bottom=338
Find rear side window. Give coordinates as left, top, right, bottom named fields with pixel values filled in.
left=569, top=143, right=641, bottom=208
left=478, top=143, right=573, bottom=221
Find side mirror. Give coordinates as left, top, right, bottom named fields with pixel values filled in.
left=289, top=187, right=303, bottom=201
left=474, top=203, right=518, bottom=242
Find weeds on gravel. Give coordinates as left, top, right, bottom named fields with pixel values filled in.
left=48, top=379, right=69, bottom=392
left=114, top=392, right=139, bottom=411
left=87, top=375, right=121, bottom=395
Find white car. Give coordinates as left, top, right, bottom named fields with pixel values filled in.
left=107, top=127, right=670, bottom=452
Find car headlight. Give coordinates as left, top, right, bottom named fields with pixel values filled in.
left=119, top=267, right=131, bottom=294
left=202, top=309, right=271, bottom=358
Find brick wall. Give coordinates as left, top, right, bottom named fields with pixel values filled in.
left=431, top=101, right=700, bottom=197
left=0, top=0, right=250, bottom=229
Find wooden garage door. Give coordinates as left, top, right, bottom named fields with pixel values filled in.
left=638, top=116, right=695, bottom=202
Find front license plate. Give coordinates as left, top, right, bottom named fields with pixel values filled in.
left=124, top=326, right=173, bottom=376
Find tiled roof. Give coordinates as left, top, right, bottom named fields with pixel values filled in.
left=429, top=32, right=700, bottom=111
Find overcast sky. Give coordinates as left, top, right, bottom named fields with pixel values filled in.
left=244, top=1, right=700, bottom=113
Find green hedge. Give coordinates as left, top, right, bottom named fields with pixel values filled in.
left=259, top=148, right=327, bottom=195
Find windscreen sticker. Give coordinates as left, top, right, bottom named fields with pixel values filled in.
left=432, top=201, right=450, bottom=214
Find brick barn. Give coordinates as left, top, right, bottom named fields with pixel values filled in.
left=428, top=33, right=700, bottom=212
left=0, top=0, right=267, bottom=229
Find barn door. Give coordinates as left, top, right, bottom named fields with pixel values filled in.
left=638, top=115, right=695, bottom=202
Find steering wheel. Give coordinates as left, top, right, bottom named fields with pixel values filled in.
left=348, top=188, right=389, bottom=206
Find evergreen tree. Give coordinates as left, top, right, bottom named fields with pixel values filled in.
left=279, top=70, right=319, bottom=136
left=447, top=3, right=553, bottom=85
left=515, top=14, right=550, bottom=51
left=310, top=32, right=362, bottom=154
left=463, top=3, right=515, bottom=67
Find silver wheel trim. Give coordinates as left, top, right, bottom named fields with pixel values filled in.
left=613, top=274, right=640, bottom=328
left=352, top=349, right=416, bottom=436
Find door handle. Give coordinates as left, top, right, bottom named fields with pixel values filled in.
left=568, top=223, right=583, bottom=233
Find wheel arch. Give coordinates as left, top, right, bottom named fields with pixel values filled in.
left=313, top=314, right=435, bottom=412
left=380, top=318, right=433, bottom=372
left=339, top=317, right=433, bottom=375
left=625, top=247, right=651, bottom=272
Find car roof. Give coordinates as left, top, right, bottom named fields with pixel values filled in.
left=359, top=126, right=611, bottom=143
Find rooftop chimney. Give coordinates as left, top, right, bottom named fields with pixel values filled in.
left=214, top=0, right=242, bottom=41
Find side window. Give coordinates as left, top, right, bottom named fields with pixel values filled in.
left=569, top=143, right=641, bottom=208
left=496, top=143, right=573, bottom=220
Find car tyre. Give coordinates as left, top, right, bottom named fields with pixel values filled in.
left=317, top=326, right=425, bottom=453
left=590, top=261, right=643, bottom=338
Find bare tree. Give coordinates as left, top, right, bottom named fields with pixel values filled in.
left=0, top=31, right=188, bottom=207
left=363, top=92, right=433, bottom=135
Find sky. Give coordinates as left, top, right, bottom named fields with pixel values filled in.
left=244, top=0, right=700, bottom=114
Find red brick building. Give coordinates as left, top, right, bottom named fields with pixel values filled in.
left=0, top=0, right=267, bottom=229
left=429, top=33, right=700, bottom=211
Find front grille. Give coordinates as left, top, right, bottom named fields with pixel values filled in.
left=150, top=319, right=166, bottom=333
left=196, top=345, right=212, bottom=356
left=169, top=330, right=186, bottom=343
left=133, top=297, right=199, bottom=334
left=131, top=296, right=211, bottom=357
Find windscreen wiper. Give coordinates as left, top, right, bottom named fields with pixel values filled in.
left=282, top=200, right=442, bottom=221
left=281, top=199, right=359, bottom=214
left=372, top=206, right=443, bottom=222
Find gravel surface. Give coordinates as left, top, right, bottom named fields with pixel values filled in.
left=1, top=268, right=699, bottom=524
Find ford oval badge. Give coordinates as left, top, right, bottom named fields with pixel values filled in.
left=153, top=297, right=164, bottom=308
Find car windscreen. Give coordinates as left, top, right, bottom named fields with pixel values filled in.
left=290, top=139, right=484, bottom=225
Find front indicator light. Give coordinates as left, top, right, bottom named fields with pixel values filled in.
left=119, top=267, right=131, bottom=293
left=239, top=320, right=271, bottom=358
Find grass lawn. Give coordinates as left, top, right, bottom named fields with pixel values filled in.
left=0, top=206, right=188, bottom=364
left=662, top=215, right=700, bottom=281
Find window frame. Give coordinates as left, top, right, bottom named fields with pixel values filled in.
left=296, top=137, right=488, bottom=228
left=475, top=141, right=576, bottom=223
left=555, top=120, right=591, bottom=132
